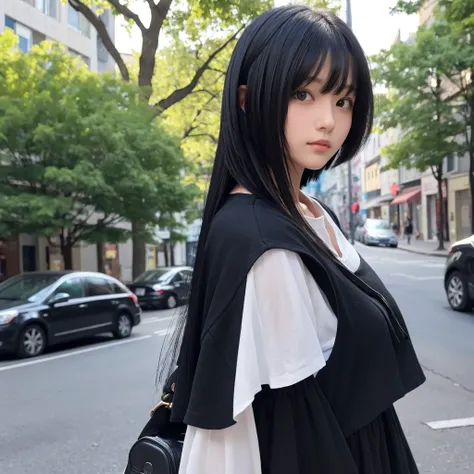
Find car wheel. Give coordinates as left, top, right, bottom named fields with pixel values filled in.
left=114, top=313, right=133, bottom=339
left=166, top=294, right=178, bottom=309
left=446, top=271, right=470, bottom=312
left=390, top=244, right=398, bottom=248
left=17, top=324, right=46, bottom=358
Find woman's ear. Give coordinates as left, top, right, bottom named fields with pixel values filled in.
left=238, top=85, right=247, bottom=111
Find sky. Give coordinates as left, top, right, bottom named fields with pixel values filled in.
left=115, top=0, right=419, bottom=57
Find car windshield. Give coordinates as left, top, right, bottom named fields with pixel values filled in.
left=134, top=269, right=171, bottom=283
left=0, top=274, right=60, bottom=302
left=366, top=220, right=391, bottom=230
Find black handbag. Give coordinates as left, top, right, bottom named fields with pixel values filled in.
left=124, top=372, right=186, bottom=474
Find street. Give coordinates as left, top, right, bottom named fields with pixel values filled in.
left=1, top=245, right=474, bottom=473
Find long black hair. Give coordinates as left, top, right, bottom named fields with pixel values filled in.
left=157, top=5, right=373, bottom=391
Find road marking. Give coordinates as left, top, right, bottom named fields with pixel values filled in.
left=0, top=335, right=152, bottom=372
left=141, top=316, right=173, bottom=325
left=389, top=273, right=444, bottom=281
left=154, top=329, right=168, bottom=336
left=425, top=417, right=474, bottom=430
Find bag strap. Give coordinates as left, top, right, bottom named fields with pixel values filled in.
left=136, top=368, right=183, bottom=440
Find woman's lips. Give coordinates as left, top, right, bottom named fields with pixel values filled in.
left=307, top=140, right=331, bottom=152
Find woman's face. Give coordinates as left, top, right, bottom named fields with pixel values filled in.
left=285, top=58, right=355, bottom=176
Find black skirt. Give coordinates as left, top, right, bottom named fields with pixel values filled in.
left=253, top=377, right=418, bottom=474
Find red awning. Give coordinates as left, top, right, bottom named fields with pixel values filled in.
left=391, top=187, right=421, bottom=205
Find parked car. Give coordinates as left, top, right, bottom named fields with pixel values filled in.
left=0, top=271, right=141, bottom=358
left=444, top=235, right=474, bottom=312
left=355, top=219, right=398, bottom=247
left=127, top=266, right=193, bottom=310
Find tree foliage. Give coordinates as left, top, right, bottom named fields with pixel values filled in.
left=64, top=0, right=341, bottom=276
left=392, top=0, right=474, bottom=29
left=371, top=16, right=472, bottom=247
left=384, top=0, right=474, bottom=235
left=0, top=31, right=195, bottom=269
left=153, top=0, right=342, bottom=195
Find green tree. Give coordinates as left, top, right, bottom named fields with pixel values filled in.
left=392, top=0, right=474, bottom=28
left=391, top=0, right=474, bottom=232
left=66, top=0, right=341, bottom=277
left=66, top=0, right=275, bottom=278
left=0, top=31, right=194, bottom=269
left=371, top=22, right=466, bottom=249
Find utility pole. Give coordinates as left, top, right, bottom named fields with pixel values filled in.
left=346, top=0, right=355, bottom=244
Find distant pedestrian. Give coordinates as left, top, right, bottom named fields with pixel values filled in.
left=404, top=216, right=413, bottom=244
left=148, top=6, right=425, bottom=474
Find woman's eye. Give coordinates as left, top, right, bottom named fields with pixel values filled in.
left=336, top=98, right=354, bottom=109
left=294, top=91, right=311, bottom=101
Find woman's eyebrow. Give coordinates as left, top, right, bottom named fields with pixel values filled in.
left=308, top=78, right=355, bottom=95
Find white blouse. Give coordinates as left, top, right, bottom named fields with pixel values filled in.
left=178, top=203, right=360, bottom=474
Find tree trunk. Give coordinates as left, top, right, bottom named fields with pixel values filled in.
left=61, top=244, right=73, bottom=270
left=59, top=230, right=73, bottom=270
left=170, top=242, right=175, bottom=266
left=436, top=165, right=445, bottom=251
left=470, top=154, right=474, bottom=234
left=470, top=102, right=474, bottom=234
left=97, top=242, right=105, bottom=273
left=132, top=222, right=146, bottom=279
left=163, top=241, right=169, bottom=267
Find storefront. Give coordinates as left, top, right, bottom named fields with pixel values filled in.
left=421, top=175, right=447, bottom=241
left=363, top=190, right=383, bottom=220
left=390, top=186, right=422, bottom=237
left=0, top=236, right=21, bottom=282
left=447, top=173, right=471, bottom=242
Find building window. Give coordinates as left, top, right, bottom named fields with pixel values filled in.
left=5, top=17, right=33, bottom=53
left=68, top=5, right=91, bottom=37
left=5, top=16, right=15, bottom=31
left=446, top=155, right=457, bottom=173
left=38, top=0, right=58, bottom=19
left=69, top=48, right=91, bottom=69
left=16, top=24, right=32, bottom=52
left=97, top=36, right=109, bottom=63
left=68, top=5, right=80, bottom=29
left=21, top=0, right=58, bottom=19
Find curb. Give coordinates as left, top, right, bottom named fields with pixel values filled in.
left=396, top=246, right=448, bottom=258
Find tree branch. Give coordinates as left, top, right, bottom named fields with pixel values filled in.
left=182, top=94, right=217, bottom=139
left=68, top=0, right=130, bottom=81
left=186, top=132, right=218, bottom=144
left=156, top=0, right=173, bottom=21
left=430, top=164, right=440, bottom=180
left=106, top=0, right=146, bottom=32
left=156, top=25, right=245, bottom=113
left=208, top=67, right=227, bottom=75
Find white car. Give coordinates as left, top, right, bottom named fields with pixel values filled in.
left=355, top=219, right=398, bottom=248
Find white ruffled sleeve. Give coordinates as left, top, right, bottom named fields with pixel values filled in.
left=233, top=248, right=333, bottom=419
left=178, top=248, right=337, bottom=474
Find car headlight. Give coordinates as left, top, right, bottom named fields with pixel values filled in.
left=0, top=309, right=19, bottom=324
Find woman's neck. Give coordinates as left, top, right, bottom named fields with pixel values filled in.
left=230, top=185, right=322, bottom=220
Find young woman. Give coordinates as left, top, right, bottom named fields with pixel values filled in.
left=158, top=5, right=425, bottom=473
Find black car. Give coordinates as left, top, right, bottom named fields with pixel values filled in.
left=0, top=271, right=141, bottom=358
left=445, top=235, right=474, bottom=312
left=128, top=266, right=193, bottom=310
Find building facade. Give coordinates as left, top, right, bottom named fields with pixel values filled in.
left=1, top=0, right=116, bottom=72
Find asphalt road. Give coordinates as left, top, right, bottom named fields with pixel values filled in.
left=0, top=244, right=473, bottom=473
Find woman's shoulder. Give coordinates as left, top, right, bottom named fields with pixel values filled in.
left=209, top=194, right=295, bottom=247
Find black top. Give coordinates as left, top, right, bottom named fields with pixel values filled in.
left=171, top=194, right=425, bottom=437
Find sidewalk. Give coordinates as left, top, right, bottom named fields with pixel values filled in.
left=397, top=239, right=449, bottom=258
